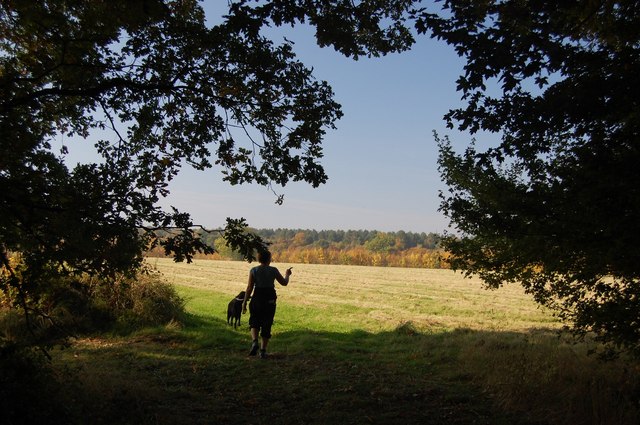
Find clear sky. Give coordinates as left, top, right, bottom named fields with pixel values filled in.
left=64, top=4, right=489, bottom=234
left=154, top=4, right=489, bottom=234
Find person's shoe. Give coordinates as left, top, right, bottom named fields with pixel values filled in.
left=249, top=340, right=259, bottom=356
left=259, top=349, right=268, bottom=359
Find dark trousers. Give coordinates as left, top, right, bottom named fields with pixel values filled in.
left=249, top=297, right=276, bottom=338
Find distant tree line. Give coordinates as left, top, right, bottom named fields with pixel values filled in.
left=255, top=229, right=442, bottom=250
left=147, top=229, right=448, bottom=269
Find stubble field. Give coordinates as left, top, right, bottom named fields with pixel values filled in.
left=56, top=258, right=639, bottom=425
left=148, top=258, right=557, bottom=334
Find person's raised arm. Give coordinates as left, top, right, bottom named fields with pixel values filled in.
left=276, top=267, right=293, bottom=286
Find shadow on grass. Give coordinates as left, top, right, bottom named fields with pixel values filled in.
left=35, top=314, right=640, bottom=425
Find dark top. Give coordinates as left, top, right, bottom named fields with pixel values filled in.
left=250, top=265, right=279, bottom=300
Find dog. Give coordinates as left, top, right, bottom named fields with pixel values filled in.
left=227, top=291, right=246, bottom=329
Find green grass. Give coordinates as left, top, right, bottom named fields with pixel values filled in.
left=150, top=258, right=556, bottom=333
left=50, top=259, right=639, bottom=425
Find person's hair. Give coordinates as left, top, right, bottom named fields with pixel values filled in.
left=257, top=250, right=272, bottom=264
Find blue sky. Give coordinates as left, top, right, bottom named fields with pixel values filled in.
left=156, top=4, right=488, bottom=234
left=62, top=4, right=488, bottom=234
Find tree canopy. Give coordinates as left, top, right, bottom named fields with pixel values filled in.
left=2, top=0, right=638, bottom=356
left=426, top=1, right=640, bottom=356
left=0, top=0, right=416, bottom=346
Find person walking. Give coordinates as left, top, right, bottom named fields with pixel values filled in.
left=242, top=250, right=292, bottom=359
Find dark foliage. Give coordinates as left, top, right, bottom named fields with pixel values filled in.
left=3, top=0, right=636, bottom=357
left=1, top=0, right=412, bottom=350
left=421, top=1, right=640, bottom=356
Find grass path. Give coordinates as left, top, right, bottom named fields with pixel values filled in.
left=53, top=259, right=639, bottom=425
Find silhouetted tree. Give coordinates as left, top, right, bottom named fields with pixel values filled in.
left=0, top=0, right=413, bottom=347
left=421, top=1, right=640, bottom=356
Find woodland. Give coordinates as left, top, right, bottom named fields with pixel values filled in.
left=147, top=228, right=447, bottom=268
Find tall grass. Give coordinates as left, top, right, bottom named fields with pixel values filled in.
left=0, top=269, right=187, bottom=425
left=42, top=258, right=639, bottom=425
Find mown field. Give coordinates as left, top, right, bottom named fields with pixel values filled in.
left=150, top=258, right=557, bottom=333
left=54, top=258, right=639, bottom=425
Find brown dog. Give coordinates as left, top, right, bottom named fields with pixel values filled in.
left=227, top=291, right=246, bottom=329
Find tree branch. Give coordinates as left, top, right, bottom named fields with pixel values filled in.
left=2, top=77, right=234, bottom=112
